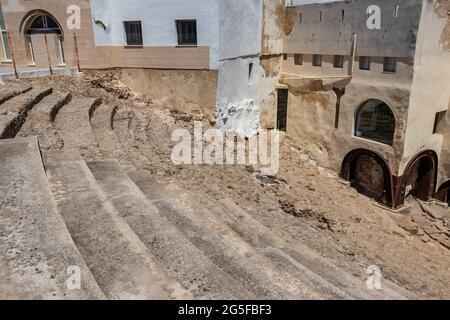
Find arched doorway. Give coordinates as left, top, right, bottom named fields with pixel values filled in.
left=435, top=181, right=450, bottom=204
left=355, top=99, right=396, bottom=146
left=399, top=151, right=438, bottom=203
left=20, top=10, right=65, bottom=67
left=341, top=149, right=393, bottom=207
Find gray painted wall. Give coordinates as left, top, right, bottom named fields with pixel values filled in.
left=285, top=0, right=423, bottom=58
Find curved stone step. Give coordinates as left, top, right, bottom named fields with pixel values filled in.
left=0, top=88, right=53, bottom=139
left=128, top=170, right=352, bottom=300
left=17, top=92, right=71, bottom=154
left=87, top=159, right=254, bottom=300
left=0, top=86, right=32, bottom=105
left=90, top=104, right=135, bottom=171
left=127, top=111, right=173, bottom=175
left=214, top=198, right=411, bottom=300
left=111, top=109, right=372, bottom=299
left=46, top=160, right=189, bottom=300
left=107, top=107, right=411, bottom=299
left=112, top=108, right=151, bottom=170
left=0, top=137, right=105, bottom=300
left=51, top=98, right=102, bottom=161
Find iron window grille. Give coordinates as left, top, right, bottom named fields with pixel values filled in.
left=124, top=21, right=143, bottom=46
left=176, top=20, right=197, bottom=46
left=27, top=14, right=62, bottom=35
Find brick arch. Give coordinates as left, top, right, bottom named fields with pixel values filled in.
left=393, top=150, right=438, bottom=208
left=341, top=149, right=393, bottom=207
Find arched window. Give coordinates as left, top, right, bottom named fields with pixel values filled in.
left=355, top=99, right=395, bottom=146
left=22, top=11, right=65, bottom=66
left=26, top=14, right=62, bottom=35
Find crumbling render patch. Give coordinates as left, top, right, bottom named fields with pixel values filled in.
left=217, top=99, right=260, bottom=137
left=283, top=9, right=297, bottom=36
left=435, top=0, right=450, bottom=50
left=260, top=55, right=282, bottom=78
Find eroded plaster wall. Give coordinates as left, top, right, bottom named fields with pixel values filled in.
left=259, top=0, right=287, bottom=130
left=216, top=0, right=287, bottom=136
left=283, top=72, right=412, bottom=173
left=216, top=56, right=262, bottom=137
left=216, top=0, right=262, bottom=137
left=403, top=0, right=450, bottom=185
left=280, top=0, right=421, bottom=174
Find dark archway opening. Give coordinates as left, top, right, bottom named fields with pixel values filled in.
left=399, top=151, right=438, bottom=204
left=355, top=99, right=395, bottom=146
left=341, top=149, right=393, bottom=207
left=435, top=181, right=450, bottom=205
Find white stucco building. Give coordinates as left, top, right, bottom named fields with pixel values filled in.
left=90, top=0, right=219, bottom=70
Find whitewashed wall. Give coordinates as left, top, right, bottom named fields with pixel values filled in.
left=216, top=0, right=263, bottom=137
left=216, top=57, right=263, bottom=137
left=90, top=0, right=219, bottom=69
left=218, top=0, right=262, bottom=59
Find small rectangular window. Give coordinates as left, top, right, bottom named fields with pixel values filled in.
left=294, top=54, right=303, bottom=65
left=394, top=5, right=399, bottom=17
left=176, top=20, right=197, bottom=46
left=319, top=11, right=322, bottom=22
left=433, top=111, right=447, bottom=134
left=124, top=21, right=143, bottom=46
left=0, top=5, right=11, bottom=61
left=0, top=30, right=11, bottom=60
left=313, top=54, right=322, bottom=67
left=248, top=63, right=253, bottom=79
left=277, top=89, right=289, bottom=132
left=341, top=10, right=345, bottom=21
left=299, top=12, right=303, bottom=23
left=283, top=53, right=288, bottom=60
left=383, top=57, right=397, bottom=73
left=334, top=55, right=344, bottom=68
left=359, top=56, right=371, bottom=70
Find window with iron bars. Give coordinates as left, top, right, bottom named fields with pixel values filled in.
left=176, top=20, right=197, bottom=46
left=124, top=21, right=143, bottom=46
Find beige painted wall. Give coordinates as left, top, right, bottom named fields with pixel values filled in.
left=280, top=53, right=413, bottom=175
left=1, top=0, right=211, bottom=71
left=92, top=46, right=210, bottom=70
left=284, top=79, right=411, bottom=174
left=1, top=0, right=98, bottom=69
